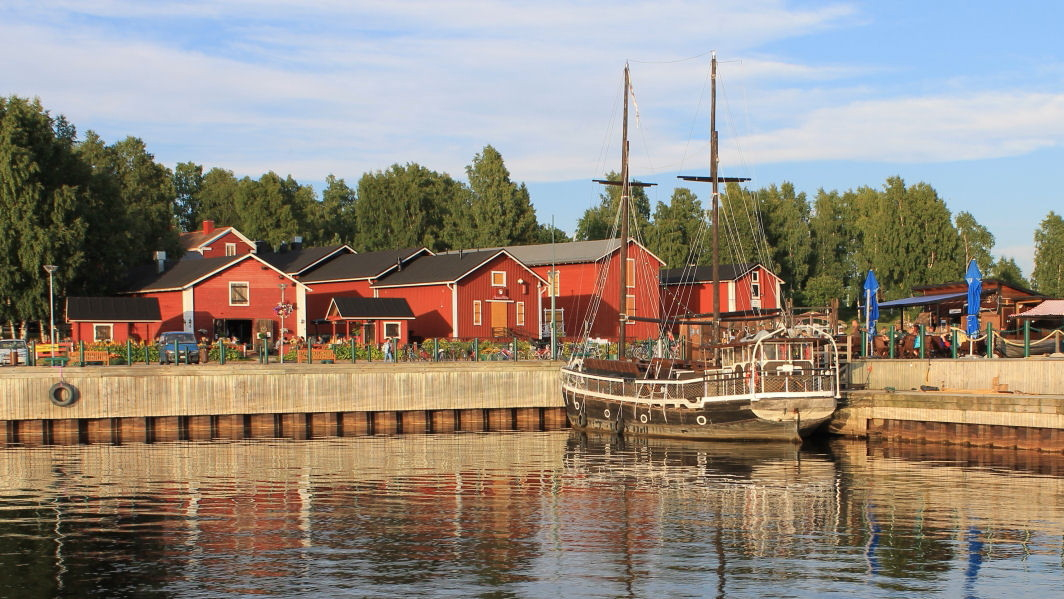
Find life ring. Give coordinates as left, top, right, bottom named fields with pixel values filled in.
left=639, top=413, right=649, bottom=424
left=603, top=408, right=611, bottom=419
left=49, top=382, right=79, bottom=407
left=696, top=415, right=708, bottom=426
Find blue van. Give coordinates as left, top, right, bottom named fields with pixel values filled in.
left=158, top=332, right=201, bottom=364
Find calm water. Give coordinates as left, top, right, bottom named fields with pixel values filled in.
left=0, top=430, right=1062, bottom=598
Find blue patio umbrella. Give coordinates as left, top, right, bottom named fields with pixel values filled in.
left=863, top=270, right=880, bottom=338
left=965, top=259, right=982, bottom=336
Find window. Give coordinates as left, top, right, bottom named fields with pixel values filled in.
left=626, top=258, right=635, bottom=288
left=625, top=294, right=636, bottom=321
left=491, top=271, right=506, bottom=287
left=384, top=322, right=401, bottom=338
left=472, top=300, right=482, bottom=326
left=229, top=282, right=250, bottom=306
left=93, top=324, right=113, bottom=342
left=516, top=302, right=525, bottom=326
left=548, top=270, right=560, bottom=297
left=225, top=242, right=237, bottom=256
left=542, top=309, right=565, bottom=336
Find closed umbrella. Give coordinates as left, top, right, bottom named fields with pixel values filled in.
left=863, top=270, right=880, bottom=355
left=965, top=259, right=982, bottom=336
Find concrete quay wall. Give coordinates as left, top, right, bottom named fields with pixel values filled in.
left=0, top=361, right=567, bottom=445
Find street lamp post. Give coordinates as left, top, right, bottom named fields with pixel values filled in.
left=43, top=265, right=58, bottom=349
left=279, top=283, right=287, bottom=364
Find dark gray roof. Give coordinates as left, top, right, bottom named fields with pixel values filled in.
left=67, top=297, right=161, bottom=322
left=445, top=239, right=621, bottom=266
left=660, top=264, right=759, bottom=285
left=124, top=255, right=248, bottom=292
left=259, top=245, right=353, bottom=274
left=374, top=249, right=504, bottom=286
left=329, top=297, right=415, bottom=320
left=301, top=247, right=428, bottom=283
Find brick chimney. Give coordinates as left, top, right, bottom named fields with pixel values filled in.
left=202, top=220, right=215, bottom=234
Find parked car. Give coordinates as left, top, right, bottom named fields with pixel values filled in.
left=157, top=332, right=201, bottom=364
left=0, top=339, right=29, bottom=366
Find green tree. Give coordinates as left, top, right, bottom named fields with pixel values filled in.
left=532, top=222, right=573, bottom=245
left=855, top=177, right=961, bottom=298
left=955, top=211, right=995, bottom=275
left=989, top=256, right=1029, bottom=289
left=461, top=145, right=538, bottom=247
left=77, top=134, right=181, bottom=282
left=756, top=183, right=812, bottom=303
left=807, top=189, right=861, bottom=308
left=645, top=187, right=704, bottom=268
left=575, top=171, right=651, bottom=241
left=173, top=161, right=204, bottom=232
left=196, top=167, right=242, bottom=228
left=308, top=174, right=357, bottom=246
left=717, top=182, right=766, bottom=267
left=0, top=96, right=91, bottom=333
left=355, top=163, right=461, bottom=252
left=1032, top=211, right=1064, bottom=296
left=235, top=172, right=315, bottom=250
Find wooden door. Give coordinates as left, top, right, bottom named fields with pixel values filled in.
left=490, top=302, right=508, bottom=336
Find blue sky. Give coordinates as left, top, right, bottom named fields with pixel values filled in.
left=3, top=1, right=1062, bottom=278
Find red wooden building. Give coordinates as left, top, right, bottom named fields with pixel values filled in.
left=659, top=263, right=784, bottom=321
left=295, top=247, right=431, bottom=330
left=123, top=253, right=307, bottom=345
left=372, top=249, right=546, bottom=340
left=179, top=220, right=257, bottom=259
left=65, top=297, right=162, bottom=344
left=502, top=239, right=664, bottom=341
left=324, top=296, right=416, bottom=346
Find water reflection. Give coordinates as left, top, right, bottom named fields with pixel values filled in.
left=0, top=432, right=1060, bottom=597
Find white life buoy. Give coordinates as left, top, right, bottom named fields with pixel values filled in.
left=696, top=415, right=708, bottom=426
left=603, top=408, right=611, bottom=419
left=639, top=413, right=648, bottom=424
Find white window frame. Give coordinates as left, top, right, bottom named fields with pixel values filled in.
left=229, top=281, right=250, bottom=306
left=516, top=302, right=525, bottom=326
left=491, top=270, right=506, bottom=287
left=93, top=323, right=114, bottom=342
left=472, top=300, right=482, bottom=326
left=626, top=258, right=635, bottom=288
left=625, top=293, right=636, bottom=322
left=548, top=270, right=560, bottom=297
left=542, top=308, right=565, bottom=336
left=225, top=242, right=237, bottom=256
left=383, top=321, right=401, bottom=338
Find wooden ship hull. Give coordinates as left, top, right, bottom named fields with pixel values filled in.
left=561, top=353, right=838, bottom=443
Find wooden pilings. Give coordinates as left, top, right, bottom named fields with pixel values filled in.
left=0, top=407, right=568, bottom=446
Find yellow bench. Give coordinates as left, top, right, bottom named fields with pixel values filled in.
left=297, top=348, right=336, bottom=363
left=76, top=350, right=111, bottom=365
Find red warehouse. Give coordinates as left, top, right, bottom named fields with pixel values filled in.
left=372, top=249, right=546, bottom=340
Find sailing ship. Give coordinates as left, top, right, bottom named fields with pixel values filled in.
left=561, top=55, right=841, bottom=442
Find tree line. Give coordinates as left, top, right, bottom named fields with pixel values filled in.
left=3, top=95, right=1064, bottom=334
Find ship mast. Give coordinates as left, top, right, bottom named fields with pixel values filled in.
left=595, top=63, right=654, bottom=360
left=678, top=52, right=750, bottom=352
